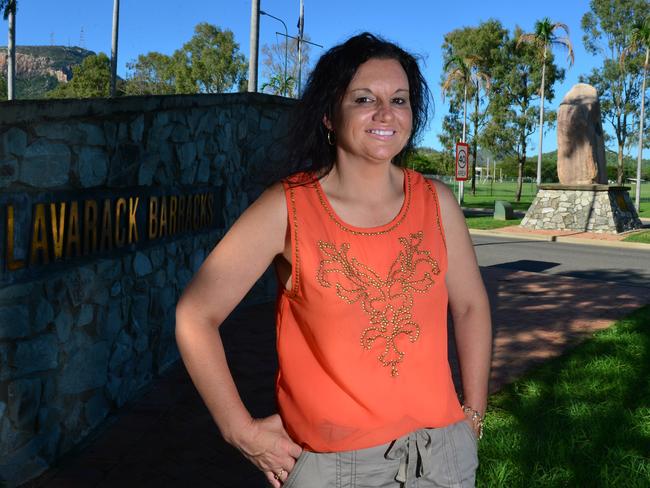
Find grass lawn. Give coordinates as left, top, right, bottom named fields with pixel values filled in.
left=623, top=231, right=650, bottom=244
left=629, top=184, right=650, bottom=218
left=445, top=180, right=537, bottom=211
left=465, top=216, right=522, bottom=230
left=478, top=305, right=650, bottom=488
left=442, top=180, right=650, bottom=216
left=463, top=199, right=533, bottom=211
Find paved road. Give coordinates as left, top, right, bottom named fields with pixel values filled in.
left=471, top=234, right=650, bottom=288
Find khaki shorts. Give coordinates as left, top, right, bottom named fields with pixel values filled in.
left=283, top=421, right=478, bottom=488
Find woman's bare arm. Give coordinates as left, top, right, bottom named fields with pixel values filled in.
left=175, top=183, right=300, bottom=486
left=433, top=180, right=492, bottom=427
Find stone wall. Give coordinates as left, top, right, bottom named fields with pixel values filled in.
left=521, top=185, right=642, bottom=233
left=0, top=93, right=293, bottom=486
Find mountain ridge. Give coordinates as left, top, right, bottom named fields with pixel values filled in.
left=0, top=45, right=95, bottom=98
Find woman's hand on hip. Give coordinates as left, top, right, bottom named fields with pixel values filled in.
left=234, top=413, right=303, bottom=487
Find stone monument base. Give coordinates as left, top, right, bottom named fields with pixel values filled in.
left=520, top=184, right=642, bottom=233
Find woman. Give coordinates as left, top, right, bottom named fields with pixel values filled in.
left=175, top=33, right=491, bottom=487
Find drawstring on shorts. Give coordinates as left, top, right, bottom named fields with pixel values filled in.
left=385, top=429, right=432, bottom=484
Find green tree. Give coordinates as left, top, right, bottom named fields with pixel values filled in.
left=406, top=148, right=454, bottom=176
left=124, top=51, right=176, bottom=95
left=124, top=23, right=248, bottom=95
left=466, top=66, right=491, bottom=195
left=581, top=0, right=649, bottom=184
left=0, top=0, right=16, bottom=100
left=441, top=21, right=507, bottom=194
left=483, top=27, right=564, bottom=201
left=169, top=49, right=198, bottom=94
left=443, top=57, right=490, bottom=196
left=622, top=17, right=649, bottom=208
left=46, top=53, right=111, bottom=98
left=438, top=100, right=464, bottom=170
left=261, top=73, right=296, bottom=97
left=177, top=23, right=247, bottom=93
left=442, top=55, right=475, bottom=144
left=518, top=18, right=574, bottom=185
left=261, top=36, right=310, bottom=98
left=442, top=55, right=475, bottom=202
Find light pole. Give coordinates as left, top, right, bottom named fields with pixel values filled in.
left=110, top=0, right=120, bottom=97
left=260, top=10, right=288, bottom=97
left=248, top=0, right=260, bottom=92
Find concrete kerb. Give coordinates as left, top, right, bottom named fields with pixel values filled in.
left=553, top=234, right=649, bottom=249
left=464, top=207, right=649, bottom=250
left=468, top=228, right=650, bottom=250
left=469, top=228, right=555, bottom=242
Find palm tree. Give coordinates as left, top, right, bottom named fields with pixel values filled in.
left=468, top=65, right=491, bottom=195
left=0, top=0, right=16, bottom=100
left=442, top=55, right=472, bottom=143
left=622, top=17, right=649, bottom=211
left=442, top=54, right=490, bottom=196
left=443, top=55, right=471, bottom=203
left=518, top=18, right=574, bottom=186
left=261, top=73, right=296, bottom=97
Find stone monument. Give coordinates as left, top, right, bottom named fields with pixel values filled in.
left=521, top=83, right=642, bottom=233
left=556, top=83, right=607, bottom=185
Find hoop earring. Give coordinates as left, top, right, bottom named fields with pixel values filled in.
left=327, top=130, right=335, bottom=146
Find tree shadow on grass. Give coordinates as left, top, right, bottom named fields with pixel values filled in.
left=478, top=306, right=650, bottom=488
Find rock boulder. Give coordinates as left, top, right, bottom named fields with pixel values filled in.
left=557, top=83, right=607, bottom=185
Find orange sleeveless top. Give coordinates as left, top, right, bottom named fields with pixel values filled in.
left=276, top=168, right=465, bottom=452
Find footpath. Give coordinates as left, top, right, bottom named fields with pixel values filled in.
left=26, top=222, right=650, bottom=488
left=466, top=208, right=650, bottom=250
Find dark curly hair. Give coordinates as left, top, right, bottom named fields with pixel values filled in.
left=282, top=32, right=432, bottom=181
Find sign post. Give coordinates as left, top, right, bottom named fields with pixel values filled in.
left=455, top=142, right=469, bottom=205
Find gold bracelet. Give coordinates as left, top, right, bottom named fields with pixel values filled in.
left=461, top=405, right=484, bottom=440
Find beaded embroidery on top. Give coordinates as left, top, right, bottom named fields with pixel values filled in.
left=287, top=185, right=301, bottom=296
left=316, top=231, right=440, bottom=376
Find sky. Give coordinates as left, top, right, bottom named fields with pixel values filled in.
left=1, top=0, right=647, bottom=159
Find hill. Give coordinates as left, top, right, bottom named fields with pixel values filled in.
left=0, top=45, right=95, bottom=99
